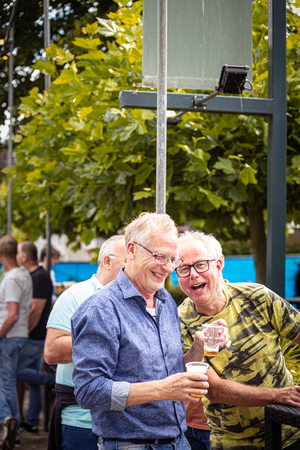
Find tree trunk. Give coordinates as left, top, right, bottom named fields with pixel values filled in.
left=247, top=205, right=266, bottom=285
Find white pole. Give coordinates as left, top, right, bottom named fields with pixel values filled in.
left=156, top=0, right=167, bottom=214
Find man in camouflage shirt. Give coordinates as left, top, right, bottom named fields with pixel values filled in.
left=177, top=230, right=300, bottom=450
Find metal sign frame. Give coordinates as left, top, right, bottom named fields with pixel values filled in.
left=119, top=0, right=286, bottom=297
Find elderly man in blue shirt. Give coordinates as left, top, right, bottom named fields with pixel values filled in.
left=71, top=212, right=229, bottom=450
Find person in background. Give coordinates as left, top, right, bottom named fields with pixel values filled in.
left=71, top=213, right=230, bottom=450
left=16, top=241, right=54, bottom=434
left=44, top=235, right=127, bottom=450
left=177, top=230, right=300, bottom=450
left=40, top=247, right=60, bottom=303
left=0, top=236, right=32, bottom=450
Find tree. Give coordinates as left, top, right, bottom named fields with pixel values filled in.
left=2, top=0, right=300, bottom=283
left=0, top=0, right=117, bottom=141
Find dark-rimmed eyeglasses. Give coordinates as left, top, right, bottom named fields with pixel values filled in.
left=175, top=260, right=215, bottom=278
left=134, top=242, right=183, bottom=269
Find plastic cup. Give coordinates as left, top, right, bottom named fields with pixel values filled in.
left=202, top=324, right=224, bottom=357
left=185, top=361, right=209, bottom=397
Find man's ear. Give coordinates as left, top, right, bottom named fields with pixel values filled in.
left=102, top=254, right=111, bottom=270
left=216, top=258, right=223, bottom=274
left=127, top=242, right=135, bottom=260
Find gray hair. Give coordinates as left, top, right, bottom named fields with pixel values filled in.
left=178, top=230, right=223, bottom=260
left=98, top=235, right=125, bottom=266
left=125, top=212, right=178, bottom=246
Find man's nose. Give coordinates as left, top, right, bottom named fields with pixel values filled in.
left=189, top=265, right=199, bottom=277
left=163, top=259, right=176, bottom=273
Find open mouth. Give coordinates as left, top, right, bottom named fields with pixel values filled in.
left=192, top=283, right=205, bottom=291
left=152, top=271, right=165, bottom=280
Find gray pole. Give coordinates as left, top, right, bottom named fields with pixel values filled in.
left=266, top=0, right=286, bottom=297
left=44, top=0, right=51, bottom=274
left=7, top=27, right=14, bottom=235
left=156, top=0, right=167, bottom=214
left=44, top=0, right=51, bottom=91
left=43, top=2, right=52, bottom=432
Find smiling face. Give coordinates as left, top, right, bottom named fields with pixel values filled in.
left=125, top=229, right=179, bottom=303
left=178, top=239, right=225, bottom=315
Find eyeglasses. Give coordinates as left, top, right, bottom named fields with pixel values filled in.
left=134, top=242, right=183, bottom=269
left=175, top=260, right=215, bottom=278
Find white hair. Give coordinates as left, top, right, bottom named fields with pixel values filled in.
left=125, top=212, right=178, bottom=246
left=178, top=230, right=223, bottom=260
left=97, top=235, right=125, bottom=266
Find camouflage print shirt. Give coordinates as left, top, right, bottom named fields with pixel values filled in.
left=178, top=282, right=300, bottom=450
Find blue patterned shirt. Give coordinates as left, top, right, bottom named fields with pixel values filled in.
left=71, top=268, right=187, bottom=439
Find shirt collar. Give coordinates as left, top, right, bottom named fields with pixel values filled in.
left=91, top=273, right=103, bottom=290
left=116, top=268, right=170, bottom=303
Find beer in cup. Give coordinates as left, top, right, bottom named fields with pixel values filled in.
left=185, top=361, right=209, bottom=398
left=202, top=324, right=224, bottom=357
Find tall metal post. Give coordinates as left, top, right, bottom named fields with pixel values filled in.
left=43, top=0, right=51, bottom=275
left=7, top=27, right=14, bottom=235
left=156, top=0, right=167, bottom=214
left=43, top=0, right=51, bottom=91
left=266, top=0, right=286, bottom=297
left=43, top=0, right=52, bottom=433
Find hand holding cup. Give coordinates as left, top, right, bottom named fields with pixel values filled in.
left=202, top=324, right=224, bottom=357
left=185, top=361, right=209, bottom=397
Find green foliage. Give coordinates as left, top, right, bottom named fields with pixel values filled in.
left=281, top=338, right=300, bottom=385
left=221, top=240, right=253, bottom=256
left=220, top=240, right=300, bottom=256
left=0, top=0, right=118, bottom=132
left=1, top=0, right=300, bottom=250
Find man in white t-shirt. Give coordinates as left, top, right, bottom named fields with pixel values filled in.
left=0, top=235, right=32, bottom=450
left=44, top=235, right=126, bottom=450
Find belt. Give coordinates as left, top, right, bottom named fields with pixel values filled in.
left=103, top=438, right=177, bottom=444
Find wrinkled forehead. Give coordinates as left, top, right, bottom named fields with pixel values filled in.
left=179, top=239, right=213, bottom=262
left=143, top=229, right=179, bottom=254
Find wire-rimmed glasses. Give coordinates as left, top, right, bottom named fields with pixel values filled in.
left=134, top=242, right=183, bottom=268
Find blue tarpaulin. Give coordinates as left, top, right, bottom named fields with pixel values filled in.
left=3, top=256, right=297, bottom=299
left=169, top=255, right=300, bottom=299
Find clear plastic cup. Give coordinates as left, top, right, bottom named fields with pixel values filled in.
left=202, top=324, right=224, bottom=357
left=185, top=361, right=209, bottom=397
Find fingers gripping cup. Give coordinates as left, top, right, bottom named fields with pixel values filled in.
left=185, top=361, right=209, bottom=398
left=202, top=324, right=224, bottom=357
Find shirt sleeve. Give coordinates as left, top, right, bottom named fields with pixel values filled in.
left=4, top=277, right=23, bottom=304
left=178, top=299, right=197, bottom=354
left=47, top=289, right=76, bottom=333
left=71, top=297, right=131, bottom=412
left=266, top=287, right=300, bottom=341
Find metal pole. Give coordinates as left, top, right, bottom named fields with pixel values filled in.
left=43, top=0, right=51, bottom=275
left=266, top=0, right=286, bottom=297
left=156, top=0, right=167, bottom=214
left=7, top=27, right=14, bottom=235
left=43, top=0, right=52, bottom=433
left=44, top=0, right=51, bottom=91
